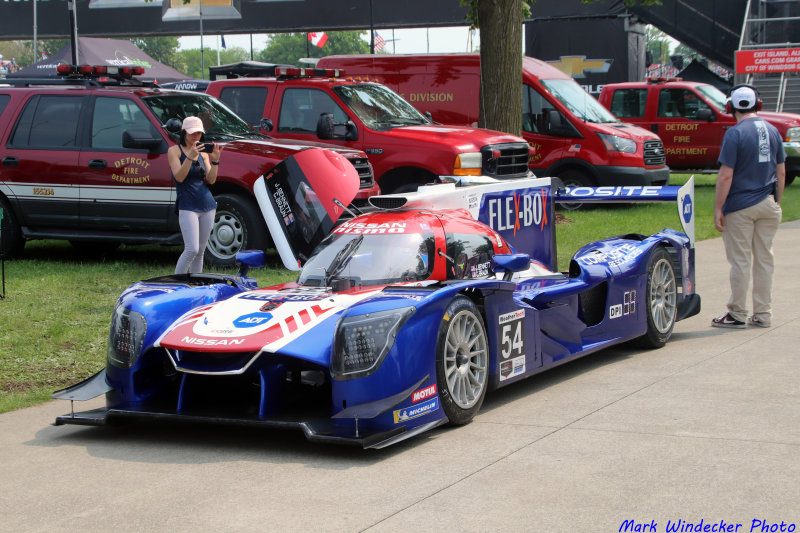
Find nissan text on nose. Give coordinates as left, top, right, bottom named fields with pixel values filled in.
left=317, top=54, right=670, bottom=190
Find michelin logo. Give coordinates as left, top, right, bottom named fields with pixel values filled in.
left=393, top=397, right=439, bottom=424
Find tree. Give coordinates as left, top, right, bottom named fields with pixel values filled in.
left=131, top=37, right=181, bottom=68
left=646, top=25, right=672, bottom=66
left=257, top=31, right=370, bottom=65
left=461, top=0, right=659, bottom=136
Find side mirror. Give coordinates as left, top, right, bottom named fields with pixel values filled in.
left=164, top=118, right=182, bottom=134
left=493, top=253, right=531, bottom=281
left=546, top=109, right=564, bottom=131
left=695, top=108, right=716, bottom=122
left=122, top=130, right=163, bottom=151
left=235, top=249, right=266, bottom=277
left=344, top=120, right=358, bottom=141
left=316, top=112, right=335, bottom=140
left=259, top=117, right=274, bottom=132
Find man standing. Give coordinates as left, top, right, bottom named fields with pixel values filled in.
left=712, top=85, right=784, bottom=329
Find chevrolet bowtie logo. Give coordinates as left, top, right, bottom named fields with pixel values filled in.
left=548, top=56, right=613, bottom=79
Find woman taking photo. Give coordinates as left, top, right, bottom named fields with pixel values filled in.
left=168, top=116, right=222, bottom=274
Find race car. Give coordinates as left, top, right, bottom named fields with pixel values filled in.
left=53, top=149, right=700, bottom=448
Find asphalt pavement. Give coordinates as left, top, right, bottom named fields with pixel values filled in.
left=1, top=221, right=798, bottom=533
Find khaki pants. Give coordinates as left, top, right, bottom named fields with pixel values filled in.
left=722, top=195, right=782, bottom=323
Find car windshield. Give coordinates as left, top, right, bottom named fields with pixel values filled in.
left=695, top=84, right=728, bottom=113
left=142, top=92, right=265, bottom=141
left=332, top=84, right=430, bottom=130
left=540, top=79, right=620, bottom=123
left=298, top=231, right=435, bottom=287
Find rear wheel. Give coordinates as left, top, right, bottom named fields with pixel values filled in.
left=633, top=247, right=677, bottom=348
left=435, top=296, right=489, bottom=425
left=205, top=194, right=269, bottom=268
left=0, top=197, right=25, bottom=258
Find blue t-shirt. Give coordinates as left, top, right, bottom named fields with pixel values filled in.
left=174, top=149, right=217, bottom=213
left=717, top=116, right=785, bottom=214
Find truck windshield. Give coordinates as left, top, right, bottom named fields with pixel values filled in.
left=142, top=93, right=262, bottom=141
left=298, top=231, right=435, bottom=287
left=695, top=84, right=728, bottom=113
left=540, top=79, right=619, bottom=123
left=332, top=84, right=429, bottom=129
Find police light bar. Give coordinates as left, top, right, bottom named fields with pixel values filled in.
left=56, top=64, right=145, bottom=79
left=274, top=66, right=343, bottom=78
left=647, top=77, right=683, bottom=83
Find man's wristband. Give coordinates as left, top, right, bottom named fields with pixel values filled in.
left=211, top=160, right=220, bottom=166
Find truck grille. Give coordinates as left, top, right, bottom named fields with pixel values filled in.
left=481, top=142, right=530, bottom=178
left=347, top=156, right=375, bottom=189
left=643, top=139, right=666, bottom=166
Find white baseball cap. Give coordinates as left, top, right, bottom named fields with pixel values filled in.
left=182, top=116, right=205, bottom=134
left=730, top=86, right=758, bottom=111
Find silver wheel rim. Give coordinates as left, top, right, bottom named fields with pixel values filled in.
left=650, top=257, right=677, bottom=334
left=444, top=309, right=488, bottom=409
left=208, top=210, right=244, bottom=260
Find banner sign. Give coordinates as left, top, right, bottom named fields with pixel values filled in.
left=736, top=48, right=800, bottom=74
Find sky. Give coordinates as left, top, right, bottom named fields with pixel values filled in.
left=177, top=26, right=480, bottom=55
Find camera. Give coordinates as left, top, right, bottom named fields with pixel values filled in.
left=199, top=142, right=214, bottom=153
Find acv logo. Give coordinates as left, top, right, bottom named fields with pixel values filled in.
left=233, top=312, right=273, bottom=328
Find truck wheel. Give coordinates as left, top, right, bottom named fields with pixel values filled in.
left=205, top=194, right=269, bottom=268
left=557, top=169, right=593, bottom=211
left=0, top=197, right=25, bottom=258
left=632, top=247, right=677, bottom=349
left=435, top=296, right=489, bottom=425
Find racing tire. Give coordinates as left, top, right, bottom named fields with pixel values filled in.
left=435, top=296, right=489, bottom=425
left=556, top=169, right=593, bottom=211
left=0, top=197, right=25, bottom=258
left=633, top=247, right=677, bottom=349
left=205, top=193, right=269, bottom=268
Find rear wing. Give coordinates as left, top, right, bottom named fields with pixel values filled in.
left=369, top=176, right=695, bottom=272
left=553, top=179, right=696, bottom=246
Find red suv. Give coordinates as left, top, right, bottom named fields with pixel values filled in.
left=0, top=66, right=376, bottom=266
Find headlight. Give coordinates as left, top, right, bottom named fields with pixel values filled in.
left=597, top=133, right=637, bottom=153
left=785, top=127, right=800, bottom=142
left=107, top=305, right=147, bottom=369
left=332, top=307, right=415, bottom=379
left=453, top=152, right=482, bottom=176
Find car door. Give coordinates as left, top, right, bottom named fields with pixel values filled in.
left=77, top=95, right=175, bottom=232
left=2, top=93, right=84, bottom=228
left=654, top=88, right=721, bottom=169
left=522, top=84, right=569, bottom=172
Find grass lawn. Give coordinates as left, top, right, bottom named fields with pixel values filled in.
left=1, top=173, right=797, bottom=413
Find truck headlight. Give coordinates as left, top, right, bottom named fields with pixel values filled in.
left=107, top=305, right=147, bottom=369
left=454, top=152, right=482, bottom=176
left=785, top=127, right=800, bottom=142
left=597, top=133, right=637, bottom=154
left=332, top=307, right=415, bottom=379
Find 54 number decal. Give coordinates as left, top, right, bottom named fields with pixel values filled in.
left=498, top=310, right=526, bottom=381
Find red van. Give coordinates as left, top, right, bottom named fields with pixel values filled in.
left=317, top=54, right=669, bottom=189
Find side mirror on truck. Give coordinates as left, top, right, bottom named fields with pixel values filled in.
left=122, top=130, right=164, bottom=151
left=316, top=113, right=359, bottom=141
left=695, top=108, right=716, bottom=122
left=259, top=118, right=274, bottom=132
left=546, top=109, right=574, bottom=137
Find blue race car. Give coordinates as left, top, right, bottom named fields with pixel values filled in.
left=53, top=149, right=700, bottom=448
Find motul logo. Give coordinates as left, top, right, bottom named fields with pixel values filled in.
left=412, top=384, right=437, bottom=403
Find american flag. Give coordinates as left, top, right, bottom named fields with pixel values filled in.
left=374, top=31, right=386, bottom=52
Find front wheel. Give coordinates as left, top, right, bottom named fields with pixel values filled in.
left=435, top=296, right=489, bottom=425
left=633, top=247, right=677, bottom=348
left=205, top=194, right=269, bottom=268
left=556, top=169, right=593, bottom=211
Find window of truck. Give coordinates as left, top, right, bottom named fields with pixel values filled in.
left=278, top=88, right=345, bottom=133
left=657, top=89, right=711, bottom=119
left=218, top=86, right=268, bottom=127
left=540, top=79, right=618, bottom=123
left=332, top=84, right=428, bottom=130
left=91, top=97, right=155, bottom=149
left=695, top=84, right=728, bottom=113
left=609, top=88, right=648, bottom=118
left=10, top=95, right=85, bottom=148
left=0, top=94, right=10, bottom=115
left=523, top=85, right=561, bottom=134
left=142, top=93, right=260, bottom=141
